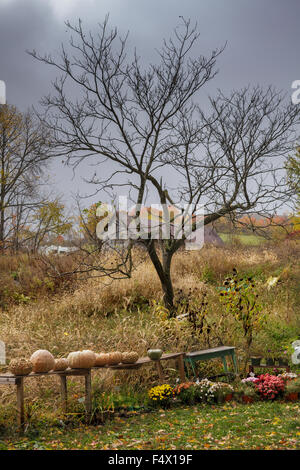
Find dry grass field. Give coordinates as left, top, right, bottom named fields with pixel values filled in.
left=0, top=241, right=299, bottom=435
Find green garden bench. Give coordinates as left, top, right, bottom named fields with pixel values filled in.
left=184, top=346, right=239, bottom=377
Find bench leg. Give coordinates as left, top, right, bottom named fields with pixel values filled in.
left=84, top=370, right=92, bottom=423
left=177, top=354, right=186, bottom=383
left=16, top=377, right=25, bottom=431
left=231, top=352, right=239, bottom=375
left=186, top=358, right=197, bottom=378
left=155, top=360, right=165, bottom=383
left=222, top=356, right=228, bottom=373
left=59, top=375, right=68, bottom=412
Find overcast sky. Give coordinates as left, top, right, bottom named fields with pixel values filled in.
left=0, top=0, right=299, bottom=208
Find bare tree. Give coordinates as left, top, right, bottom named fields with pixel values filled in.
left=0, top=105, right=54, bottom=252
left=30, top=17, right=300, bottom=313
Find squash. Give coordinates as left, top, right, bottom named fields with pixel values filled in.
left=121, top=351, right=139, bottom=364
left=30, top=350, right=55, bottom=373
left=9, top=358, right=33, bottom=376
left=67, top=350, right=96, bottom=369
left=94, top=353, right=109, bottom=367
left=147, top=349, right=163, bottom=360
left=53, top=358, right=68, bottom=371
left=107, top=351, right=122, bottom=365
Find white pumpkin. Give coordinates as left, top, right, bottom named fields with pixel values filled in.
left=67, top=350, right=96, bottom=369
left=94, top=353, right=109, bottom=367
left=30, top=350, right=55, bottom=373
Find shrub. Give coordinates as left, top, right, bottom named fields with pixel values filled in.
left=219, top=268, right=265, bottom=371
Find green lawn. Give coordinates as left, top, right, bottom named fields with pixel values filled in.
left=219, top=233, right=266, bottom=246
left=1, top=402, right=299, bottom=450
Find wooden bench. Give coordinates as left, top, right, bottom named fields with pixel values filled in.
left=0, top=352, right=186, bottom=430
left=109, top=352, right=186, bottom=382
left=0, top=368, right=93, bottom=430
left=184, top=346, right=238, bottom=377
left=0, top=348, right=239, bottom=430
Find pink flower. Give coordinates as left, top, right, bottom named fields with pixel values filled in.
left=254, top=374, right=285, bottom=400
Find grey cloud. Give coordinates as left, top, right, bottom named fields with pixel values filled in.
left=0, top=0, right=299, bottom=204
left=1, top=0, right=299, bottom=111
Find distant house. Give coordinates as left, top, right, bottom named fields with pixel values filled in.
left=40, top=245, right=78, bottom=255
left=203, top=225, right=224, bottom=246
left=103, top=206, right=224, bottom=250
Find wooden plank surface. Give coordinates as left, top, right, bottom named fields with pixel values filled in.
left=108, top=363, right=143, bottom=370
left=109, top=352, right=186, bottom=369
left=0, top=376, right=18, bottom=384
left=186, top=346, right=235, bottom=358
left=0, top=368, right=91, bottom=380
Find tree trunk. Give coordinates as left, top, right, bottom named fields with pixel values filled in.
left=161, top=247, right=175, bottom=315
left=0, top=122, right=6, bottom=252
left=146, top=240, right=175, bottom=316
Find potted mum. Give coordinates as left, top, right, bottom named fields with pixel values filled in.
left=254, top=374, right=285, bottom=401
left=235, top=382, right=257, bottom=403
left=173, top=382, right=196, bottom=405
left=242, top=386, right=257, bottom=403
left=193, top=379, right=215, bottom=404
left=207, top=382, right=233, bottom=404
left=148, top=384, right=174, bottom=408
left=215, top=383, right=234, bottom=403
left=284, top=378, right=300, bottom=402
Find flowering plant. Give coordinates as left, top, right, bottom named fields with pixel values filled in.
left=195, top=379, right=233, bottom=403
left=284, top=377, right=300, bottom=395
left=194, top=379, right=215, bottom=403
left=173, top=382, right=196, bottom=404
left=173, top=382, right=195, bottom=396
left=253, top=374, right=285, bottom=400
left=148, top=384, right=173, bottom=405
left=278, top=372, right=297, bottom=381
left=173, top=379, right=234, bottom=404
left=285, top=377, right=300, bottom=395
left=242, top=376, right=257, bottom=385
left=208, top=381, right=233, bottom=395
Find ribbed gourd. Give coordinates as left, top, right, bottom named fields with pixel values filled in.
left=53, top=358, right=68, bottom=371
left=121, top=351, right=139, bottom=364
left=107, top=351, right=122, bottom=365
left=9, top=358, right=33, bottom=376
